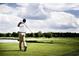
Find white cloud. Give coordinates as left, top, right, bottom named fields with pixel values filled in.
left=45, top=12, right=78, bottom=31
left=47, top=12, right=76, bottom=24
left=41, top=3, right=79, bottom=12
left=0, top=4, right=29, bottom=18
left=15, top=6, right=28, bottom=18
left=16, top=3, right=29, bottom=7
left=0, top=14, right=22, bottom=33
left=25, top=12, right=78, bottom=33
left=0, top=3, right=79, bottom=33
left=0, top=4, right=15, bottom=14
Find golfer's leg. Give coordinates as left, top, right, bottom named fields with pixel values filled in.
left=22, top=35, right=27, bottom=51
left=19, top=33, right=21, bottom=50
left=19, top=41, right=21, bottom=50
left=23, top=35, right=27, bottom=47
left=19, top=33, right=22, bottom=51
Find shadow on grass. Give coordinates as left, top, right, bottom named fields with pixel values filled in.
left=63, top=49, right=79, bottom=56
left=26, top=40, right=79, bottom=45
left=26, top=40, right=54, bottom=44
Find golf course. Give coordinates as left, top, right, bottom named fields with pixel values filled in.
left=0, top=37, right=79, bottom=56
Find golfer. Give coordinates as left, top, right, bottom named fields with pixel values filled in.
left=17, top=18, right=27, bottom=51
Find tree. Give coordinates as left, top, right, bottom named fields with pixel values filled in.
left=11, top=32, right=18, bottom=37
left=37, top=31, right=43, bottom=37
left=5, top=33, right=11, bottom=37
left=0, top=33, right=5, bottom=37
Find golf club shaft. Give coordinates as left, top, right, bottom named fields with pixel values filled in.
left=24, top=24, right=33, bottom=33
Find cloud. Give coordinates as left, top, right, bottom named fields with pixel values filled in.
left=16, top=3, right=47, bottom=19
left=0, top=3, right=79, bottom=33
left=42, top=3, right=79, bottom=11
left=0, top=4, right=15, bottom=14
left=65, top=10, right=79, bottom=18
left=25, top=12, right=78, bottom=33
left=0, top=14, right=22, bottom=33
left=1, top=3, right=79, bottom=19
left=48, top=12, right=76, bottom=25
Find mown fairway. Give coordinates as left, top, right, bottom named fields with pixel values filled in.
left=0, top=37, right=79, bottom=56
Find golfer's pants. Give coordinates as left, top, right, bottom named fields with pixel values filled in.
left=19, top=32, right=27, bottom=47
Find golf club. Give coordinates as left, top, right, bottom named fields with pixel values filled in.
left=24, top=24, right=33, bottom=33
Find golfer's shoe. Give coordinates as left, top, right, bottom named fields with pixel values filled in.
left=24, top=46, right=27, bottom=51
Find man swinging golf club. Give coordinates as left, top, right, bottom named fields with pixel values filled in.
left=18, top=18, right=30, bottom=51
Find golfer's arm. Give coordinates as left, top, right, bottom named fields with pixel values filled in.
left=17, top=22, right=21, bottom=27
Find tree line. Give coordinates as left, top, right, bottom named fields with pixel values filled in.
left=0, top=32, right=79, bottom=38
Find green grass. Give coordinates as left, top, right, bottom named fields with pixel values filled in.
left=0, top=37, right=79, bottom=56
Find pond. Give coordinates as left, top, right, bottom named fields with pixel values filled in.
left=0, top=39, right=18, bottom=43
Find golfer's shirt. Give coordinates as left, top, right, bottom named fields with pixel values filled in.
left=19, top=23, right=26, bottom=33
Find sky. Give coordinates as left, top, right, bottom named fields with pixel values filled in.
left=0, top=3, right=79, bottom=33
